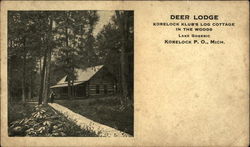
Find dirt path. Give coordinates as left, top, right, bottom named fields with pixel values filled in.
left=48, top=103, right=131, bottom=137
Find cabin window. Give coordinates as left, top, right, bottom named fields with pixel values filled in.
left=96, top=85, right=100, bottom=94
left=104, top=85, right=108, bottom=94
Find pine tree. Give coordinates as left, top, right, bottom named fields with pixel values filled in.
left=54, top=11, right=99, bottom=99
left=95, top=11, right=134, bottom=105
left=8, top=11, right=45, bottom=103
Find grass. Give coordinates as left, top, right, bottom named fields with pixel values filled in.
left=56, top=96, right=134, bottom=135
left=8, top=102, right=98, bottom=137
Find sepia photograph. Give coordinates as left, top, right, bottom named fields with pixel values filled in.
left=2, top=1, right=248, bottom=146
left=7, top=10, right=134, bottom=137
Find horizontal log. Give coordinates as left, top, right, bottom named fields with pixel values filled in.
left=88, top=89, right=113, bottom=91
left=88, top=85, right=114, bottom=87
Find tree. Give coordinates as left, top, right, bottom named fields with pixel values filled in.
left=53, top=11, right=99, bottom=99
left=8, top=11, right=43, bottom=103
left=95, top=11, right=134, bottom=105
left=42, top=13, right=54, bottom=104
left=8, top=11, right=57, bottom=104
left=34, top=11, right=55, bottom=104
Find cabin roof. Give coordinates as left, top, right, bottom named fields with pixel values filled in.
left=50, top=65, right=103, bottom=88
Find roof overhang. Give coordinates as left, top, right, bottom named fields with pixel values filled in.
left=50, top=81, right=85, bottom=88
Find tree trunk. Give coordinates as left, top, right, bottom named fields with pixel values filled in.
left=116, top=11, right=129, bottom=105
left=21, top=76, right=25, bottom=102
left=67, top=78, right=71, bottom=99
left=65, top=24, right=71, bottom=99
left=71, top=67, right=75, bottom=98
left=39, top=57, right=42, bottom=74
left=38, top=38, right=47, bottom=105
left=28, top=73, right=32, bottom=101
left=48, top=70, right=51, bottom=99
left=43, top=45, right=52, bottom=104
left=21, top=38, right=26, bottom=103
left=42, top=66, right=47, bottom=103
left=43, top=16, right=53, bottom=104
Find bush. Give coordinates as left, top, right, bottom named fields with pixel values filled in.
left=88, top=97, right=120, bottom=106
left=8, top=104, right=98, bottom=137
left=8, top=102, right=35, bottom=124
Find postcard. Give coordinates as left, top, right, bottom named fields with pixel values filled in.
left=1, top=1, right=249, bottom=146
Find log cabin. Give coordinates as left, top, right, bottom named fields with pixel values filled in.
left=50, top=65, right=117, bottom=99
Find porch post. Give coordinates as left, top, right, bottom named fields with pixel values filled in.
left=87, top=82, right=89, bottom=97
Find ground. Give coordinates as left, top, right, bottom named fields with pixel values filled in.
left=56, top=96, right=134, bottom=135
left=8, top=102, right=98, bottom=137
left=8, top=96, right=133, bottom=136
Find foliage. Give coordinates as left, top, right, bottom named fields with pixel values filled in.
left=53, top=11, right=99, bottom=98
left=8, top=11, right=45, bottom=101
left=8, top=10, right=134, bottom=106
left=8, top=11, right=100, bottom=102
left=95, top=11, right=134, bottom=100
left=8, top=102, right=35, bottom=124
left=8, top=103, right=98, bottom=137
